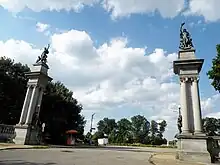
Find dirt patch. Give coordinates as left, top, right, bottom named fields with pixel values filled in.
left=151, top=153, right=206, bottom=165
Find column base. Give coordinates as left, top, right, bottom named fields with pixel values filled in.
left=14, top=124, right=41, bottom=145
left=176, top=134, right=211, bottom=164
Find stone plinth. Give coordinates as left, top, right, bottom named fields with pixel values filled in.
left=14, top=62, right=52, bottom=145
left=176, top=135, right=211, bottom=163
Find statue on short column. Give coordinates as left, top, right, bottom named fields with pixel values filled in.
left=36, top=44, right=50, bottom=64
left=179, top=22, right=194, bottom=50
left=177, top=107, right=182, bottom=134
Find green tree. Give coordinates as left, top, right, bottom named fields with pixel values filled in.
left=116, top=118, right=132, bottom=143
left=131, top=115, right=150, bottom=143
left=202, top=117, right=220, bottom=136
left=0, top=57, right=30, bottom=124
left=207, top=44, right=220, bottom=92
left=40, top=81, right=86, bottom=144
left=157, top=120, right=167, bottom=138
left=97, top=118, right=117, bottom=136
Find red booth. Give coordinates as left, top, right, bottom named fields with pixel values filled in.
left=66, top=130, right=78, bottom=145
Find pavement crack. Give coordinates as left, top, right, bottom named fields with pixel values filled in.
left=148, top=153, right=156, bottom=165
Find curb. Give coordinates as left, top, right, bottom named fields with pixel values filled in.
left=0, top=146, right=49, bottom=150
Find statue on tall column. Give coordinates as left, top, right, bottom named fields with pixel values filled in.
left=177, top=107, right=182, bottom=134
left=36, top=44, right=50, bottom=64
left=179, top=22, right=194, bottom=50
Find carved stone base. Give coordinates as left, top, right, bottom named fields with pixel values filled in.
left=176, top=134, right=211, bottom=164
left=14, top=125, right=41, bottom=145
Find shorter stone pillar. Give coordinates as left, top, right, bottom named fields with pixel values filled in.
left=14, top=61, right=52, bottom=145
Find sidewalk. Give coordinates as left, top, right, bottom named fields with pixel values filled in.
left=150, top=153, right=207, bottom=165
left=0, top=143, right=48, bottom=150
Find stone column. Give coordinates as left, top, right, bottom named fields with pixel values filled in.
left=25, top=85, right=39, bottom=125
left=180, top=77, right=190, bottom=134
left=36, top=87, right=44, bottom=114
left=19, top=85, right=32, bottom=124
left=192, top=77, right=203, bottom=134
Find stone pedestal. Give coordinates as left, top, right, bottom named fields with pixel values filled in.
left=14, top=62, right=52, bottom=145
left=176, top=135, right=211, bottom=163
left=173, top=49, right=211, bottom=163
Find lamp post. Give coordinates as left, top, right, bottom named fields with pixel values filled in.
left=90, top=113, right=95, bottom=133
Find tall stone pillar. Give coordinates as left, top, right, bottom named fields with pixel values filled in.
left=180, top=77, right=190, bottom=134
left=192, top=77, right=203, bottom=134
left=14, top=45, right=52, bottom=145
left=173, top=23, right=210, bottom=163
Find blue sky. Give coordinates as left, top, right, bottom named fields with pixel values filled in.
left=1, top=0, right=220, bottom=140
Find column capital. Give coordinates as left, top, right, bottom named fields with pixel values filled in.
left=191, top=76, right=199, bottom=82
left=180, top=77, right=188, bottom=83
left=27, top=84, right=39, bottom=88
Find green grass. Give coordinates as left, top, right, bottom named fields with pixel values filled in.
left=108, top=143, right=177, bottom=148
left=32, top=145, right=49, bottom=149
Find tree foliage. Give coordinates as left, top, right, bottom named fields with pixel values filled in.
left=0, top=57, right=85, bottom=144
left=202, top=117, right=220, bottom=136
left=207, top=44, right=220, bottom=92
left=92, top=115, right=167, bottom=145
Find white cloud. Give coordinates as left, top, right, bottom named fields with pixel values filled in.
left=2, top=0, right=220, bottom=21
left=0, top=29, right=218, bottom=140
left=0, top=0, right=99, bottom=13
left=102, top=0, right=185, bottom=19
left=186, top=0, right=220, bottom=22
left=36, top=22, right=50, bottom=33
left=0, top=0, right=185, bottom=19
left=203, top=94, right=220, bottom=116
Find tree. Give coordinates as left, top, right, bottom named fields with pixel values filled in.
left=0, top=57, right=30, bottom=124
left=207, top=44, right=220, bottom=92
left=40, top=81, right=86, bottom=144
left=131, top=115, right=150, bottom=143
left=202, top=117, right=220, bottom=136
left=158, top=120, right=167, bottom=138
left=115, top=118, right=132, bottom=143
left=97, top=118, right=117, bottom=136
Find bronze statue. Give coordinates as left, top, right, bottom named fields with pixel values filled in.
left=179, top=22, right=194, bottom=50
left=36, top=44, right=50, bottom=64
left=177, top=107, right=182, bottom=134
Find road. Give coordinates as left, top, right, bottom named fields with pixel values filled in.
left=0, top=147, right=170, bottom=165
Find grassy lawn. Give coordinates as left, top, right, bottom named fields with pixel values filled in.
left=108, top=143, right=177, bottom=149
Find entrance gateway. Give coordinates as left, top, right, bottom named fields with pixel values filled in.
left=12, top=22, right=211, bottom=162
left=173, top=23, right=210, bottom=163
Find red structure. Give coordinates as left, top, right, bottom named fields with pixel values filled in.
left=66, top=130, right=78, bottom=145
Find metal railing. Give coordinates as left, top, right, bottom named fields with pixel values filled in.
left=0, top=124, right=16, bottom=143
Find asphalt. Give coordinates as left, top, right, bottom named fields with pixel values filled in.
left=0, top=148, right=153, bottom=165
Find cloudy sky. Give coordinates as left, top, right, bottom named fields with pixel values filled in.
left=0, top=0, right=220, bottom=140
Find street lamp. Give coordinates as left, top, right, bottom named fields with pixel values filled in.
left=90, top=113, right=95, bottom=133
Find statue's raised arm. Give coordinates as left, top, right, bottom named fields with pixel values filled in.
left=180, top=22, right=185, bottom=34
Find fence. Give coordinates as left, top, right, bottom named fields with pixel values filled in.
left=0, top=124, right=16, bottom=143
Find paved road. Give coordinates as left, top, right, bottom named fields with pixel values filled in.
left=0, top=147, right=158, bottom=165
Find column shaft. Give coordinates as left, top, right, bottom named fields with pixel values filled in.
left=19, top=86, right=31, bottom=124
left=192, top=78, right=203, bottom=134
left=180, top=78, right=190, bottom=134
left=25, top=86, right=38, bottom=125
left=36, top=88, right=44, bottom=114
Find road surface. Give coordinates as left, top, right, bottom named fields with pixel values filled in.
left=0, top=147, right=161, bottom=165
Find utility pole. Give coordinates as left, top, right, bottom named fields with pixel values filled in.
left=90, top=113, right=95, bottom=133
